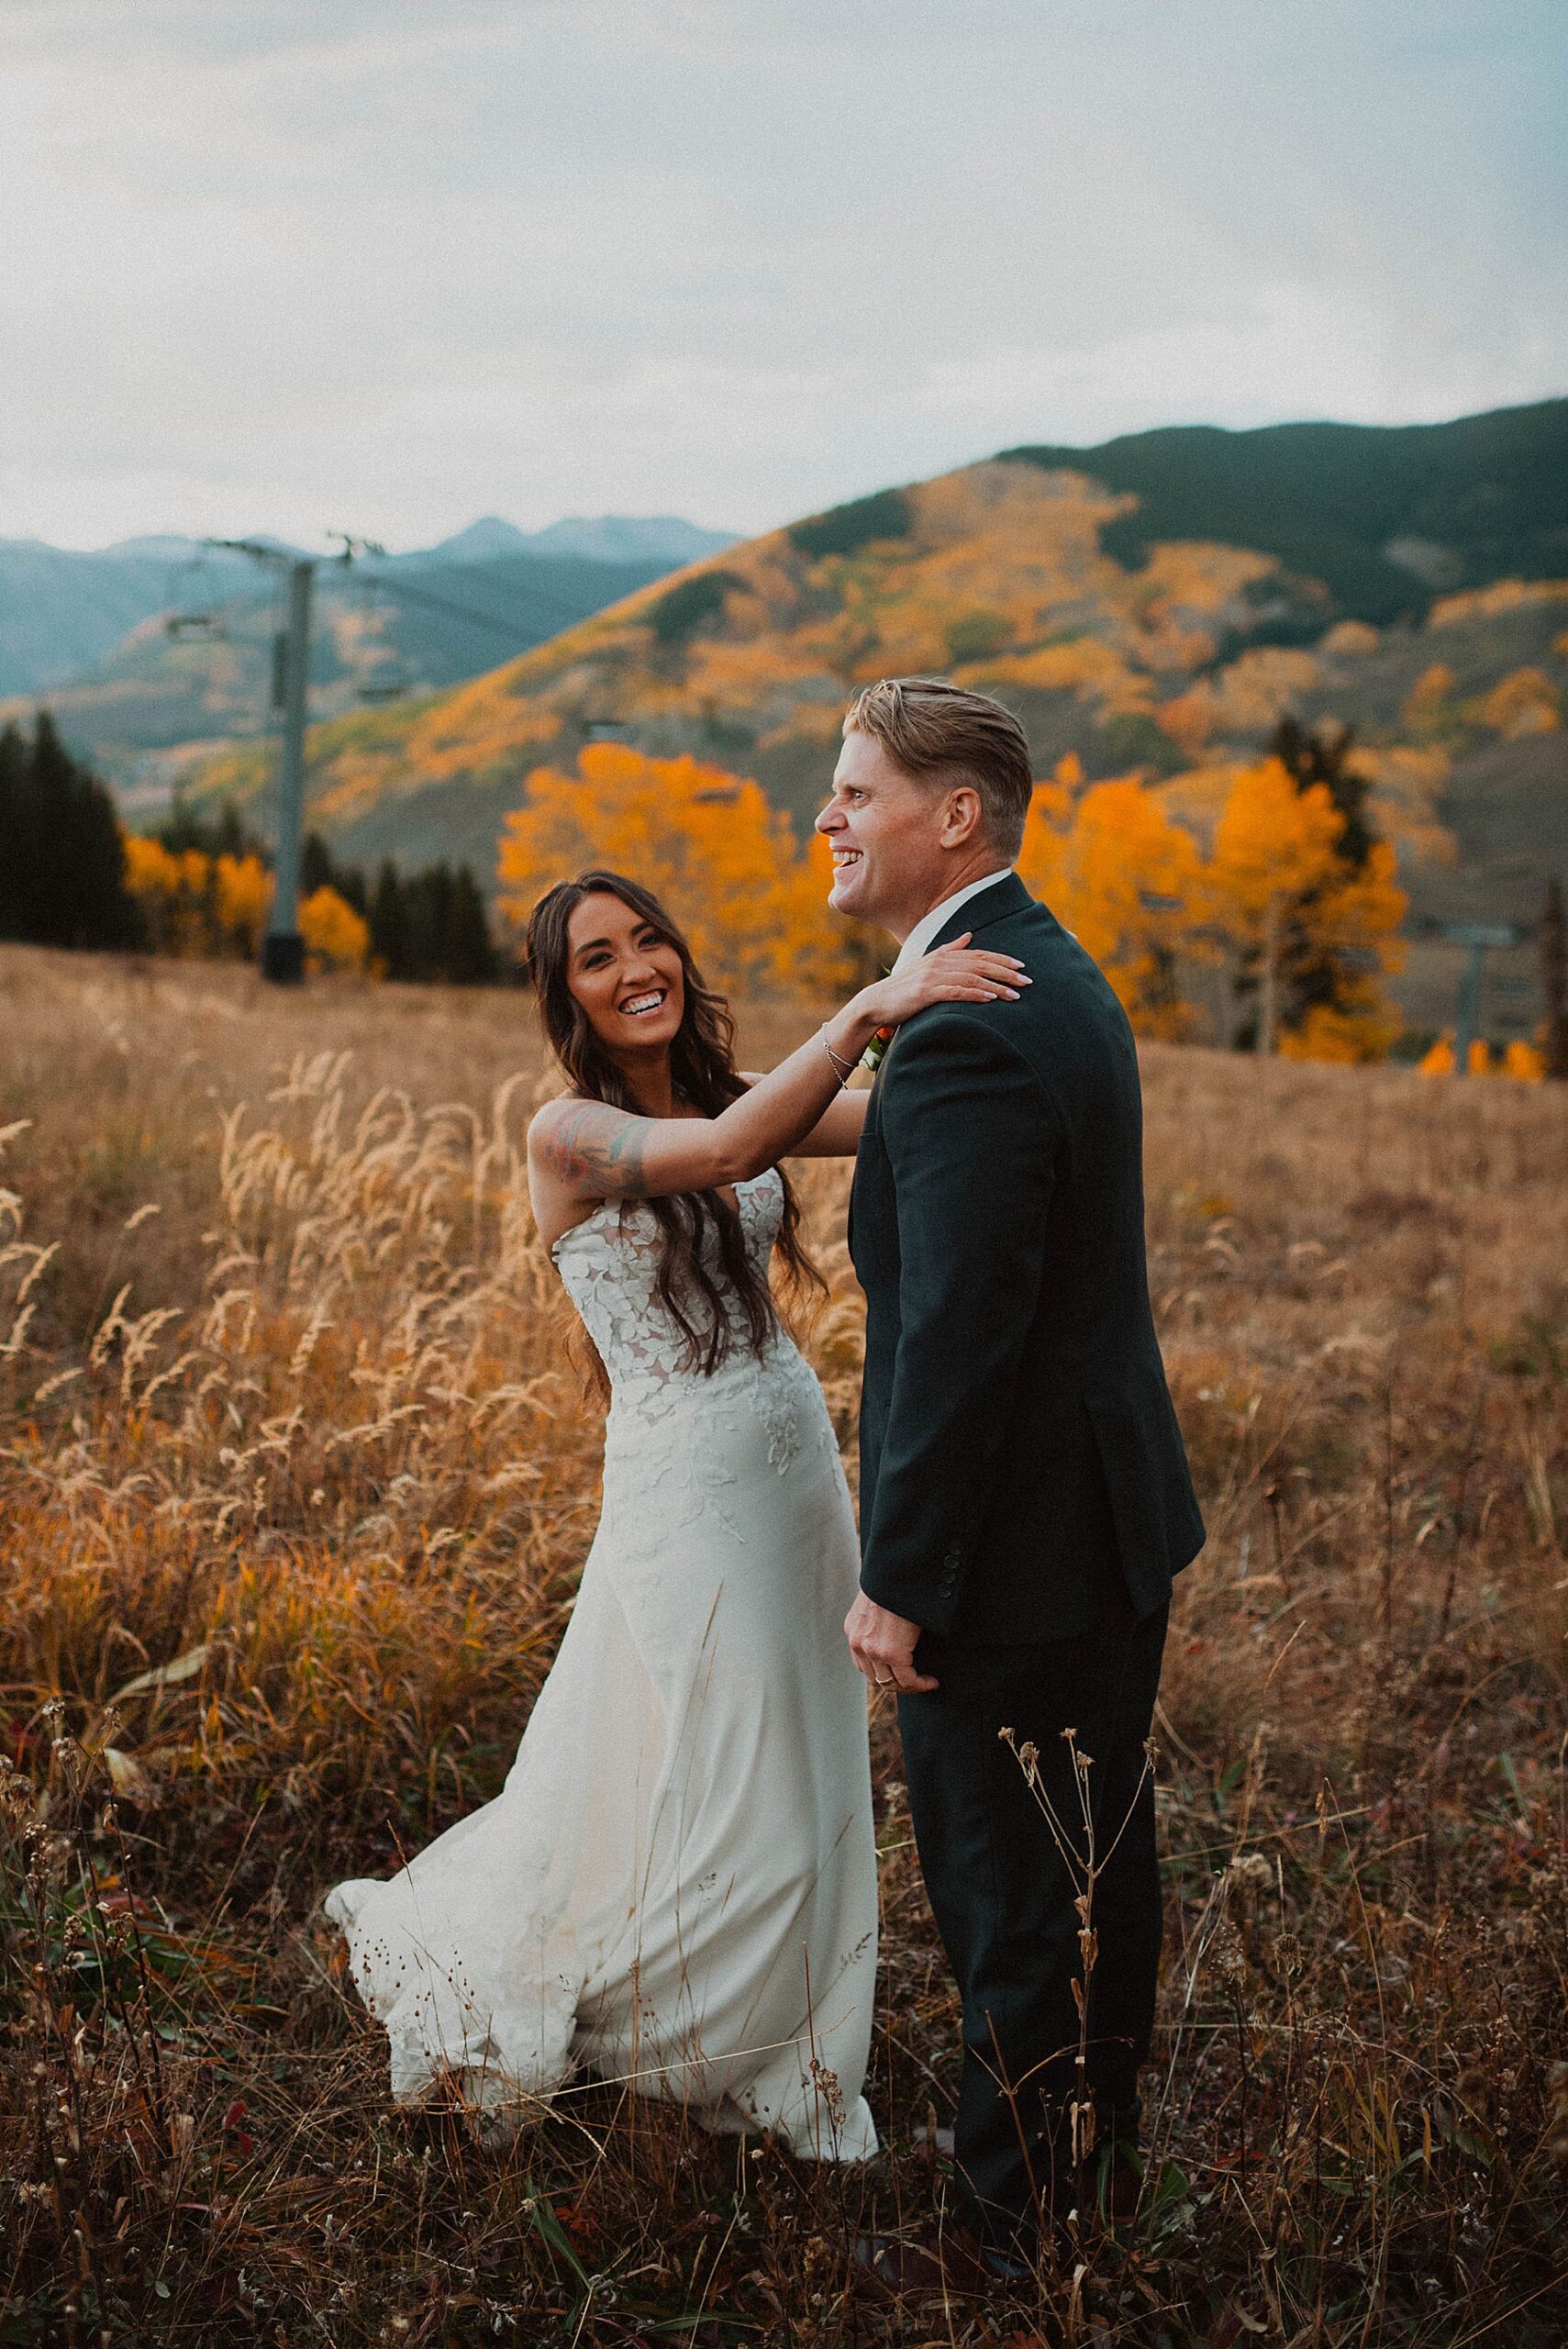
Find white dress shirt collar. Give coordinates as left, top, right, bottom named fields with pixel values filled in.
left=890, top=869, right=1016, bottom=974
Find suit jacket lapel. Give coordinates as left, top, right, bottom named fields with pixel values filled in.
left=871, top=876, right=1041, bottom=1104
left=928, top=871, right=1033, bottom=951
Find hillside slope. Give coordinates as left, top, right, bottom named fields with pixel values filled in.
left=11, top=549, right=673, bottom=812
left=0, top=539, right=259, bottom=697
left=2, top=518, right=735, bottom=811
left=0, top=515, right=735, bottom=704
left=181, top=406, right=1568, bottom=975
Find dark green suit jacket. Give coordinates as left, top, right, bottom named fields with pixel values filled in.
left=848, top=873, right=1204, bottom=1642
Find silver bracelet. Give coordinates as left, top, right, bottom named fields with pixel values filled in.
left=820, top=1027, right=858, bottom=1085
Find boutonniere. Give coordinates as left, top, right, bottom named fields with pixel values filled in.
left=862, top=963, right=895, bottom=1073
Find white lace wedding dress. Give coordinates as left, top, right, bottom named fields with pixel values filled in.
left=325, top=1168, right=879, bottom=2160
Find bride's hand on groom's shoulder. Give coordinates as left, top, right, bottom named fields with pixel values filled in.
left=856, top=936, right=1029, bottom=1034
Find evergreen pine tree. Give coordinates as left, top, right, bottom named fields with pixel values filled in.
left=443, top=866, right=496, bottom=985
left=1267, top=717, right=1382, bottom=1034
left=1542, top=875, right=1568, bottom=1082
left=364, top=856, right=494, bottom=985
left=405, top=864, right=453, bottom=982
left=159, top=796, right=262, bottom=862
left=1273, top=716, right=1375, bottom=868
left=300, top=830, right=368, bottom=916
left=299, top=831, right=333, bottom=900
left=0, top=723, right=30, bottom=940
left=335, top=858, right=368, bottom=918
left=369, top=860, right=413, bottom=979
left=0, top=714, right=140, bottom=951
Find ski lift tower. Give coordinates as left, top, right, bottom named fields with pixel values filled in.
left=1437, top=919, right=1526, bottom=1074
left=206, top=539, right=321, bottom=983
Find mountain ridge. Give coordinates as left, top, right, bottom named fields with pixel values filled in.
left=0, top=513, right=735, bottom=701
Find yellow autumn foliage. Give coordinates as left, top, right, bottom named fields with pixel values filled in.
left=963, top=637, right=1151, bottom=716
left=1159, top=649, right=1321, bottom=756
left=495, top=743, right=860, bottom=995
left=1206, top=759, right=1347, bottom=921
left=1419, top=1034, right=1546, bottom=1082
left=123, top=835, right=367, bottom=972
left=492, top=740, right=1414, bottom=1060
left=1473, top=668, right=1561, bottom=738
left=124, top=837, right=274, bottom=960
left=1429, top=579, right=1568, bottom=629
left=1401, top=663, right=1456, bottom=736
left=1204, top=759, right=1407, bottom=1062
left=1320, top=620, right=1380, bottom=658
left=216, top=850, right=272, bottom=946
left=1018, top=774, right=1206, bottom=1039
left=299, top=885, right=372, bottom=974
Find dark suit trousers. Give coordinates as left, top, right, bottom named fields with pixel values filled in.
left=896, top=1587, right=1168, bottom=2243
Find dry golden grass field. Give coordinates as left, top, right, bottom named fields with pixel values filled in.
left=2, top=943, right=1565, bottom=2348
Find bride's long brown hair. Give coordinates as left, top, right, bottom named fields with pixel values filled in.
left=526, top=871, right=824, bottom=1375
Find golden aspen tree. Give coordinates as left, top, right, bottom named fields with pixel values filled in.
left=1401, top=663, right=1456, bottom=737
left=1018, top=771, right=1205, bottom=1038
left=1474, top=669, right=1561, bottom=738
left=299, top=885, right=371, bottom=974
left=1206, top=757, right=1405, bottom=1060
left=1500, top=1039, right=1546, bottom=1081
left=123, top=834, right=364, bottom=968
left=214, top=853, right=273, bottom=955
left=495, top=743, right=851, bottom=993
left=1206, top=760, right=1347, bottom=1053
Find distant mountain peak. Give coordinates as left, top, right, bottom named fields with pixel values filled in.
left=420, top=517, right=536, bottom=564
left=522, top=514, right=738, bottom=567
left=402, top=512, right=736, bottom=571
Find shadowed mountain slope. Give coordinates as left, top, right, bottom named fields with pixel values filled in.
left=999, top=400, right=1568, bottom=621
left=2, top=522, right=733, bottom=810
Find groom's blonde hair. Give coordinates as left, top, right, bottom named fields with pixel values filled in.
left=844, top=676, right=1035, bottom=859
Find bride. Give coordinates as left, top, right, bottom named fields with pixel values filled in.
left=326, top=868, right=1024, bottom=2157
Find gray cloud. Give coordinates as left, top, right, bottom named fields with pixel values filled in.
left=3, top=0, right=1563, bottom=548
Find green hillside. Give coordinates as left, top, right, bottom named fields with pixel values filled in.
left=1001, top=399, right=1568, bottom=622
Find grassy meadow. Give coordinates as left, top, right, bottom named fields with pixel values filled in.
left=1, top=942, right=1565, bottom=2347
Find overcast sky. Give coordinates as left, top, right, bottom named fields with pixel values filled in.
left=4, top=0, right=1563, bottom=551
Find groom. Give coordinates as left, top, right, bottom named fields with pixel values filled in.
left=820, top=677, right=1205, bottom=2261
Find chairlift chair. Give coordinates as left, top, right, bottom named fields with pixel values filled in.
left=350, top=557, right=416, bottom=703
left=164, top=545, right=226, bottom=640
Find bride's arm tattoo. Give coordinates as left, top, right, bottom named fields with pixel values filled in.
left=537, top=1101, right=654, bottom=1193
